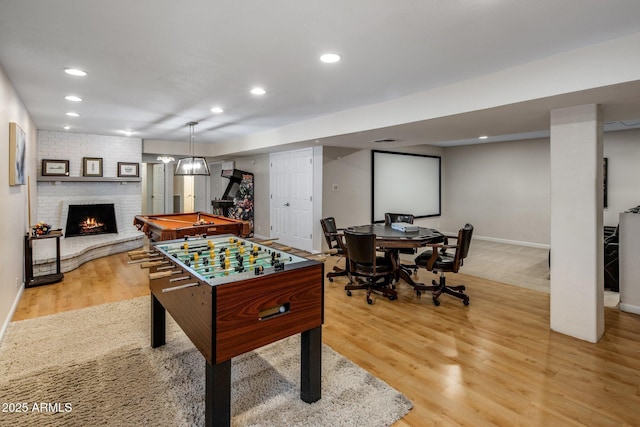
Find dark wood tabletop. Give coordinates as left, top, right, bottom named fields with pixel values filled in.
left=346, top=224, right=444, bottom=248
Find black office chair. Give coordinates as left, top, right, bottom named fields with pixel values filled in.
left=343, top=230, right=396, bottom=304
left=320, top=217, right=349, bottom=282
left=604, top=225, right=619, bottom=291
left=414, top=223, right=474, bottom=306
left=384, top=213, right=419, bottom=277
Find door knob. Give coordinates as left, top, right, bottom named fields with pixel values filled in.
left=284, top=203, right=290, bottom=207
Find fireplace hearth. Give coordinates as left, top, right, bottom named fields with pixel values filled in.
left=65, top=204, right=118, bottom=237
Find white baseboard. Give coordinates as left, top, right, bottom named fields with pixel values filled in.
left=619, top=303, right=640, bottom=315
left=0, top=283, right=24, bottom=345
left=472, top=234, right=551, bottom=250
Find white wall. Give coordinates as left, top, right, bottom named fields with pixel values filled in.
left=321, top=145, right=445, bottom=249
left=0, top=64, right=38, bottom=340
left=443, top=138, right=551, bottom=246
left=318, top=127, right=640, bottom=250
left=442, top=128, right=640, bottom=247
left=603, top=129, right=640, bottom=225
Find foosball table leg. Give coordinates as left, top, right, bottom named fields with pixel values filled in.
left=151, top=294, right=166, bottom=348
left=205, top=359, right=231, bottom=427
left=300, top=326, right=322, bottom=403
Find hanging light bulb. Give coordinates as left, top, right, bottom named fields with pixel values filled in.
left=174, top=121, right=210, bottom=176
left=156, top=156, right=175, bottom=164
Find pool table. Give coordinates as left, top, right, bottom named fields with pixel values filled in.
left=133, top=212, right=250, bottom=241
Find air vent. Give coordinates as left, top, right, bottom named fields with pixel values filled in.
left=372, top=138, right=396, bottom=143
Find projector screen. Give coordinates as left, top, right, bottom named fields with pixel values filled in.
left=371, top=150, right=441, bottom=223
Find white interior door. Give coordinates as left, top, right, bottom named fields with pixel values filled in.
left=194, top=175, right=208, bottom=212
left=270, top=148, right=313, bottom=251
left=152, top=163, right=165, bottom=214
left=183, top=176, right=194, bottom=212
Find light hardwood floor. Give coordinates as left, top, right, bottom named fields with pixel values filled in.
left=11, top=244, right=640, bottom=426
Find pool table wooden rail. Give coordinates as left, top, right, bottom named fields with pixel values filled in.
left=133, top=211, right=250, bottom=241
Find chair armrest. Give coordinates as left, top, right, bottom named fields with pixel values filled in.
left=422, top=242, right=459, bottom=269
left=604, top=242, right=618, bottom=256
left=426, top=243, right=457, bottom=250
left=604, top=234, right=618, bottom=245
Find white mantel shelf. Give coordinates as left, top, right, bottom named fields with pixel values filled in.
left=37, top=176, right=141, bottom=183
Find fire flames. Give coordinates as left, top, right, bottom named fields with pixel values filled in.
left=80, top=217, right=105, bottom=234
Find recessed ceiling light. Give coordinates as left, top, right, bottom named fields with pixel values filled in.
left=120, top=130, right=136, bottom=136
left=479, top=135, right=488, bottom=139
left=63, top=125, right=71, bottom=130
left=64, top=68, right=87, bottom=76
left=65, top=95, right=83, bottom=102
left=211, top=106, right=224, bottom=114
left=250, top=87, right=266, bottom=95
left=320, top=53, right=341, bottom=63
left=66, top=112, right=79, bottom=117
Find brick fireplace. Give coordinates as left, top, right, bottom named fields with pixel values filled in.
left=33, top=131, right=145, bottom=275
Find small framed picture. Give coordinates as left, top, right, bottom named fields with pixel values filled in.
left=117, top=162, right=139, bottom=177
left=83, top=157, right=103, bottom=177
left=42, top=159, right=70, bottom=176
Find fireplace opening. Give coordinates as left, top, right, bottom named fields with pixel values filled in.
left=65, top=204, right=118, bottom=237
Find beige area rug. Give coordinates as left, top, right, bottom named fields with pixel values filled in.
left=0, top=297, right=411, bottom=426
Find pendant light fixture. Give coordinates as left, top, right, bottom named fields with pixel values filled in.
left=174, top=121, right=210, bottom=176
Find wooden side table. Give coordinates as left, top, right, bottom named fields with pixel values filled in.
left=24, top=230, right=64, bottom=288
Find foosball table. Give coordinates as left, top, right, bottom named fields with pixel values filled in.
left=137, top=235, right=324, bottom=427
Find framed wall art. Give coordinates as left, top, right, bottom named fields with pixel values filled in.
left=83, top=157, right=103, bottom=177
left=9, top=122, right=26, bottom=186
left=42, top=159, right=70, bottom=176
left=117, top=162, right=139, bottom=177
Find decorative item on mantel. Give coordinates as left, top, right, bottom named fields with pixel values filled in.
left=31, top=222, right=52, bottom=236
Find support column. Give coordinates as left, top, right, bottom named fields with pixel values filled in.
left=549, top=104, right=604, bottom=342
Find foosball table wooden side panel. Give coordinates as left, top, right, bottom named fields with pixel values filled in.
left=149, top=268, right=214, bottom=362
left=214, top=262, right=324, bottom=364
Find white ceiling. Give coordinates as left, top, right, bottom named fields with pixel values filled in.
left=2, top=0, right=640, bottom=155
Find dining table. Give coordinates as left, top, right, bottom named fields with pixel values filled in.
left=345, top=224, right=445, bottom=289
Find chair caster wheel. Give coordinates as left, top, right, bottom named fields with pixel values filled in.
left=346, top=290, right=352, bottom=297
left=433, top=298, right=440, bottom=306
left=328, top=278, right=334, bottom=282
left=463, top=299, right=469, bottom=306
left=367, top=298, right=373, bottom=305
left=388, top=295, right=397, bottom=301
left=416, top=290, right=421, bottom=296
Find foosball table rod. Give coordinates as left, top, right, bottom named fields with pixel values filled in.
left=140, top=260, right=170, bottom=269
left=128, top=255, right=163, bottom=264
